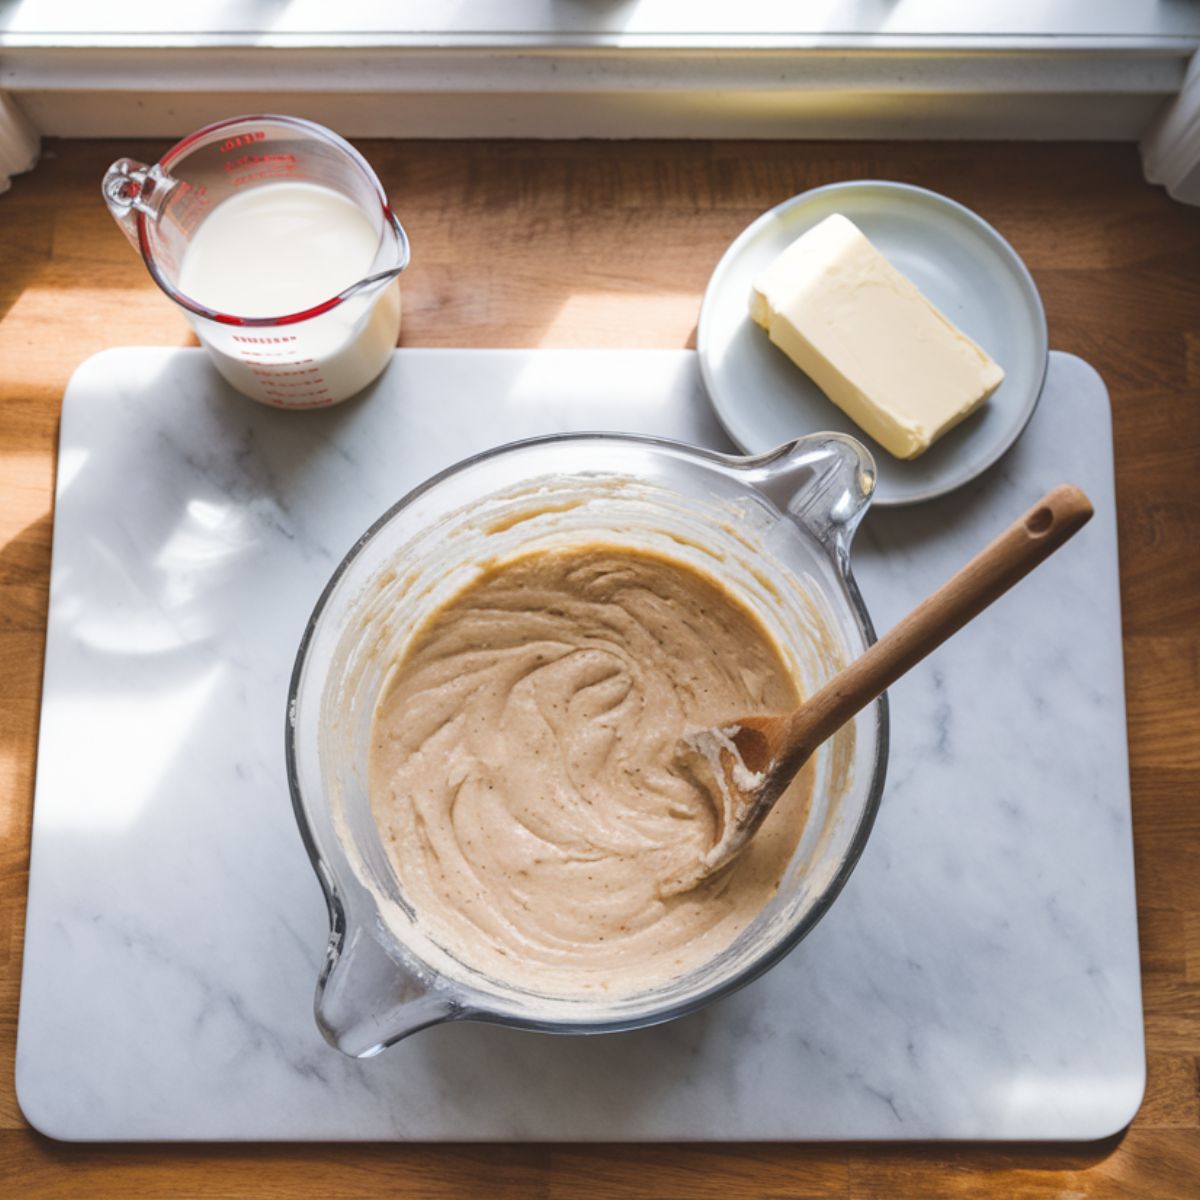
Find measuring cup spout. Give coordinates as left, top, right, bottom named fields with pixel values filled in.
left=315, top=903, right=457, bottom=1057
left=741, top=433, right=877, bottom=553
left=102, top=157, right=180, bottom=252
left=350, top=207, right=412, bottom=297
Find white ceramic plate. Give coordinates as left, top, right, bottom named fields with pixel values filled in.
left=697, top=181, right=1049, bottom=506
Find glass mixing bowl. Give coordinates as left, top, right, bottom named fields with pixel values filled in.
left=286, top=432, right=888, bottom=1056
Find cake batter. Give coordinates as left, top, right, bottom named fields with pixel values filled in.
left=368, top=544, right=810, bottom=997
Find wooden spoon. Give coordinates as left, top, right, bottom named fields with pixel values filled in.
left=669, top=484, right=1094, bottom=894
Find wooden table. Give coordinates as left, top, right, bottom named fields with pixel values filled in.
left=1, top=140, right=1198, bottom=1197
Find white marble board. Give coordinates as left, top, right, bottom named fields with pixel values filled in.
left=16, top=348, right=1143, bottom=1142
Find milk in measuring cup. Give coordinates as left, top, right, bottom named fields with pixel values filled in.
left=178, top=182, right=401, bottom=408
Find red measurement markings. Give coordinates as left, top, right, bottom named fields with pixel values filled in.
left=263, top=377, right=330, bottom=391
left=259, top=369, right=333, bottom=405
left=230, top=165, right=299, bottom=189
left=165, top=182, right=211, bottom=239
left=224, top=153, right=296, bottom=174
left=264, top=394, right=336, bottom=409
left=219, top=131, right=266, bottom=152
left=230, top=330, right=332, bottom=404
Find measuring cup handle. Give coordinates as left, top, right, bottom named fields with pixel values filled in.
left=102, top=157, right=179, bottom=251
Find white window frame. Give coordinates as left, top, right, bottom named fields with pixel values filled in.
left=2, top=1, right=1199, bottom=201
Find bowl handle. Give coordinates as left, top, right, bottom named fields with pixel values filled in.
left=315, top=902, right=457, bottom=1057
left=740, top=433, right=876, bottom=554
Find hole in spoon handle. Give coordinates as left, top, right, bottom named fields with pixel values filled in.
left=1025, top=506, right=1054, bottom=536
left=1022, top=484, right=1093, bottom=544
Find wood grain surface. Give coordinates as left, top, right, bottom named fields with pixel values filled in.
left=1, top=139, right=1198, bottom=1198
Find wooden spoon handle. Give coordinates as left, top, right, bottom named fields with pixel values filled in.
left=777, top=484, right=1094, bottom=768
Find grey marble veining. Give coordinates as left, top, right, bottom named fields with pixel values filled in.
left=16, top=348, right=1143, bottom=1141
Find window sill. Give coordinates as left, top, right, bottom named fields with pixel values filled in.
left=1, top=2, right=1199, bottom=202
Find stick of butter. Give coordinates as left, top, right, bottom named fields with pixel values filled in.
left=750, top=213, right=1004, bottom=460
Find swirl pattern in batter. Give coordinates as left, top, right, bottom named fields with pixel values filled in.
left=368, top=544, right=810, bottom=997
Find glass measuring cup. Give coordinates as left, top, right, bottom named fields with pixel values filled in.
left=102, top=114, right=411, bottom=408
left=287, top=431, right=888, bottom=1056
